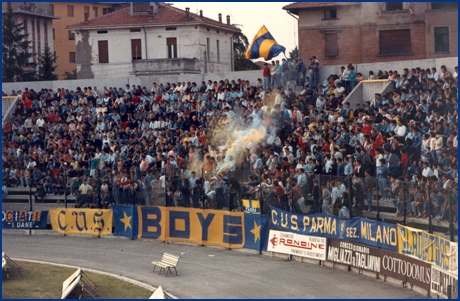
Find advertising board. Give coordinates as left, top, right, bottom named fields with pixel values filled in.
left=267, top=230, right=327, bottom=260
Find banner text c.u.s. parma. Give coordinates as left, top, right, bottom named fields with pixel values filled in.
left=112, top=205, right=269, bottom=251
left=49, top=208, right=113, bottom=235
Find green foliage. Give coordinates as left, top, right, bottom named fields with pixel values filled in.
left=289, top=46, right=299, bottom=60
left=2, top=3, right=36, bottom=82
left=233, top=25, right=260, bottom=71
left=62, top=69, right=77, bottom=80
left=38, top=46, right=58, bottom=81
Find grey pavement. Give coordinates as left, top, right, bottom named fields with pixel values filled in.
left=2, top=233, right=427, bottom=299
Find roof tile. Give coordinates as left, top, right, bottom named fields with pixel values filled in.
left=67, top=3, right=239, bottom=31
left=283, top=2, right=360, bottom=10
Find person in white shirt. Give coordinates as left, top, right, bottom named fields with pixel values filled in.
left=421, top=162, right=434, bottom=177
left=36, top=116, right=45, bottom=128
left=395, top=120, right=407, bottom=136
left=431, top=67, right=440, bottom=82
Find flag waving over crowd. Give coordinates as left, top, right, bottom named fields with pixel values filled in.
left=245, top=25, right=286, bottom=60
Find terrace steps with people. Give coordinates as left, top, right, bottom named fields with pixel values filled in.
left=3, top=187, right=77, bottom=204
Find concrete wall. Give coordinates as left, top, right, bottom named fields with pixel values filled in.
left=3, top=57, right=457, bottom=95
left=345, top=80, right=394, bottom=108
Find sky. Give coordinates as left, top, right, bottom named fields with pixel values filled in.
left=171, top=2, right=298, bottom=61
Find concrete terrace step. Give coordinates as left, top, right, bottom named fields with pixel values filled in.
left=362, top=210, right=457, bottom=235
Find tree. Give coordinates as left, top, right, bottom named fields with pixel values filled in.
left=62, top=69, right=77, bottom=80
left=233, top=25, right=260, bottom=71
left=2, top=3, right=36, bottom=82
left=38, top=46, right=58, bottom=81
left=289, top=46, right=299, bottom=60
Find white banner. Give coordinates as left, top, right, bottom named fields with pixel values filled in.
left=431, top=265, right=458, bottom=299
left=449, top=242, right=458, bottom=276
left=267, top=230, right=327, bottom=260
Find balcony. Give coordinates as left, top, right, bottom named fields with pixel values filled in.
left=131, top=58, right=201, bottom=75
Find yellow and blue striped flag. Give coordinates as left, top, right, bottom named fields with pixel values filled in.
left=245, top=25, right=286, bottom=60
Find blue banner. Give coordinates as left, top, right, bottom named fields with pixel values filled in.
left=269, top=206, right=397, bottom=251
left=113, top=205, right=138, bottom=239
left=243, top=214, right=269, bottom=252
left=112, top=206, right=269, bottom=251
left=2, top=210, right=48, bottom=229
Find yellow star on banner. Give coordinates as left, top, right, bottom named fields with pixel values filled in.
left=250, top=220, right=261, bottom=243
left=120, top=211, right=132, bottom=231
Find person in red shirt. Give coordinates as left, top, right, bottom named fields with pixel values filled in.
left=262, top=63, right=271, bottom=90
left=362, top=120, right=372, bottom=136
left=24, top=98, right=33, bottom=109
left=374, top=130, right=384, bottom=149
left=47, top=112, right=56, bottom=123
left=273, top=179, right=288, bottom=210
left=198, top=130, right=206, bottom=145
left=22, top=88, right=30, bottom=101
left=131, top=94, right=140, bottom=105
left=400, top=148, right=409, bottom=174
left=297, top=132, right=307, bottom=149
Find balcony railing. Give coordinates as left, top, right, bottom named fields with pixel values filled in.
left=132, top=58, right=201, bottom=75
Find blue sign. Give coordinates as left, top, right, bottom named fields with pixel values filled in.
left=2, top=210, right=48, bottom=229
left=270, top=206, right=397, bottom=251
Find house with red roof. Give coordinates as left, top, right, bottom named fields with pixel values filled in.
left=66, top=2, right=240, bottom=79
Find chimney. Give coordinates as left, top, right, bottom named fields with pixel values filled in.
left=84, top=12, right=88, bottom=22
left=218, top=13, right=222, bottom=23
left=199, top=10, right=203, bottom=18
left=226, top=15, right=230, bottom=25
left=185, top=7, right=189, bottom=18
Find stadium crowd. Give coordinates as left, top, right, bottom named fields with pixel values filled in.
left=1, top=58, right=458, bottom=223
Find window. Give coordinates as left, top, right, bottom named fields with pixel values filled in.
left=84, top=6, right=90, bottom=14
left=37, top=41, right=41, bottom=55
left=130, top=29, right=141, bottom=32
left=67, top=5, right=74, bottom=17
left=93, top=7, right=98, bottom=18
left=44, top=22, right=48, bottom=47
left=68, top=31, right=75, bottom=40
left=216, top=40, right=220, bottom=63
left=69, top=52, right=76, bottom=63
left=49, top=4, right=54, bottom=16
left=23, top=18, right=28, bottom=35
left=132, top=2, right=150, bottom=13
left=98, top=40, right=109, bottom=63
left=36, top=21, right=40, bottom=44
left=131, top=39, right=142, bottom=60
left=103, top=7, right=114, bottom=15
left=324, top=9, right=337, bottom=19
left=379, top=29, right=411, bottom=55
left=97, top=30, right=108, bottom=34
left=31, top=18, right=35, bottom=56
left=431, top=2, right=458, bottom=9
left=386, top=2, right=403, bottom=11
left=167, top=38, right=177, bottom=59
left=165, top=27, right=177, bottom=31
left=325, top=33, right=338, bottom=57
left=206, top=38, right=210, bottom=60
left=53, top=28, right=55, bottom=40
left=434, top=27, right=449, bottom=52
